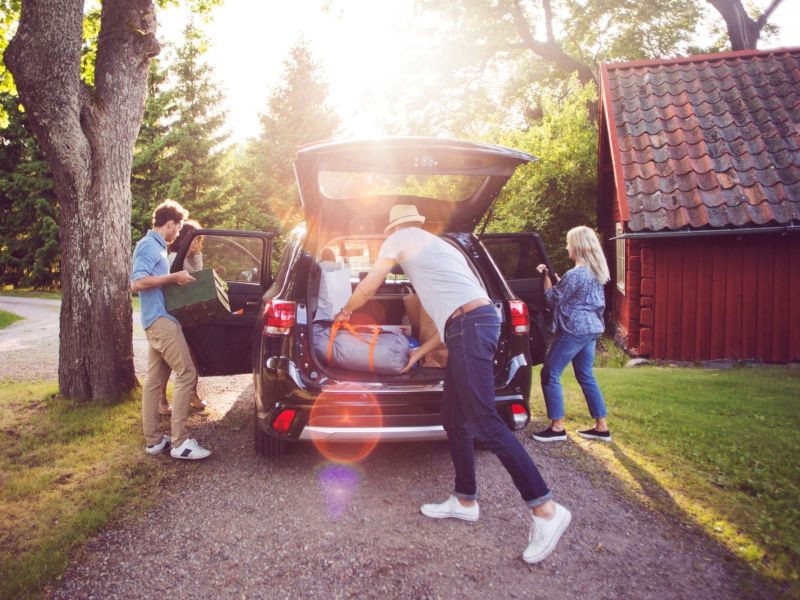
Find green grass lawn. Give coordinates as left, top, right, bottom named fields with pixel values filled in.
left=0, top=310, right=23, bottom=330
left=532, top=364, right=800, bottom=594
left=0, top=382, right=165, bottom=600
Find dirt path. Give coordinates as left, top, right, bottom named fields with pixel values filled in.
left=1, top=298, right=768, bottom=599
left=0, top=296, right=150, bottom=381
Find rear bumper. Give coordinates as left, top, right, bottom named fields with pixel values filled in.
left=299, top=425, right=447, bottom=442
left=257, top=356, right=532, bottom=443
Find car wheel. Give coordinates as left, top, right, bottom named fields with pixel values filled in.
left=254, top=403, right=288, bottom=458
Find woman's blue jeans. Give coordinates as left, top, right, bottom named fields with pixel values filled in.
left=442, top=305, right=552, bottom=508
left=541, top=332, right=607, bottom=420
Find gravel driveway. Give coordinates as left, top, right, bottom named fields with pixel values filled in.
left=0, top=297, right=769, bottom=599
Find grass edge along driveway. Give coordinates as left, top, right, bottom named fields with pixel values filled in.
left=543, top=364, right=800, bottom=597
left=0, top=382, right=167, bottom=600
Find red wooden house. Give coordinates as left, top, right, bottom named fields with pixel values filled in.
left=597, top=47, right=800, bottom=362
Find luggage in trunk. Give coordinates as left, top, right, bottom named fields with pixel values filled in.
left=312, top=322, right=410, bottom=375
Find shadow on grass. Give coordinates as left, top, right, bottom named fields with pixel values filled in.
left=568, top=437, right=791, bottom=600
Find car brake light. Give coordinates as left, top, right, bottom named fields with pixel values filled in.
left=510, top=403, right=529, bottom=429
left=508, top=300, right=529, bottom=334
left=263, top=300, right=296, bottom=336
left=272, top=409, right=296, bottom=433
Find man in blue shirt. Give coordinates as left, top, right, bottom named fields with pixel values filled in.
left=130, top=200, right=211, bottom=460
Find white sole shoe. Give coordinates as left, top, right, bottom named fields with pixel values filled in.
left=421, top=495, right=479, bottom=521
left=523, top=503, right=572, bottom=564
left=170, top=438, right=212, bottom=460
left=145, top=435, right=171, bottom=455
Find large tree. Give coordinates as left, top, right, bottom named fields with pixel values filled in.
left=706, top=0, right=783, bottom=50
left=3, top=1, right=161, bottom=401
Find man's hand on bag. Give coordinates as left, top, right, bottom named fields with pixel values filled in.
left=401, top=347, right=427, bottom=373
left=173, top=270, right=195, bottom=286
left=333, top=309, right=351, bottom=323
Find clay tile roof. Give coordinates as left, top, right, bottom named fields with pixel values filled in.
left=600, top=47, right=800, bottom=232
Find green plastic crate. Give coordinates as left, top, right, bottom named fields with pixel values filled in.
left=164, top=268, right=230, bottom=327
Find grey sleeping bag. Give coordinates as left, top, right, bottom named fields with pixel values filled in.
left=312, top=323, right=410, bottom=375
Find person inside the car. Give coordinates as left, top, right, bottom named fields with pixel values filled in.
left=532, top=225, right=611, bottom=443
left=333, top=204, right=571, bottom=564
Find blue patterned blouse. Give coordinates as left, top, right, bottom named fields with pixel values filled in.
left=544, top=265, right=605, bottom=336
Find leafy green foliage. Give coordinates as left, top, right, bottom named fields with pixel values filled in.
left=222, top=41, right=339, bottom=233
left=131, top=58, right=177, bottom=241
left=0, top=94, right=59, bottom=289
left=485, top=78, right=599, bottom=273
left=162, top=20, right=228, bottom=227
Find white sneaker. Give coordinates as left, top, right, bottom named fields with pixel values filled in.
left=145, top=434, right=171, bottom=455
left=170, top=438, right=211, bottom=460
left=420, top=495, right=479, bottom=522
left=523, top=503, right=572, bottom=564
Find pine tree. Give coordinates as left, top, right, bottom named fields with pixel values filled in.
left=0, top=93, right=59, bottom=288
left=131, top=57, right=177, bottom=242
left=165, top=20, right=228, bottom=227
left=225, top=41, right=339, bottom=232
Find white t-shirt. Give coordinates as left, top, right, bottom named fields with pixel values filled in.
left=378, top=227, right=489, bottom=340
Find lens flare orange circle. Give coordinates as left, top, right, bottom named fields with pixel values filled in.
left=308, top=392, right=383, bottom=463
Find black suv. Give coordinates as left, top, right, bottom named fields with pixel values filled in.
left=173, top=138, right=554, bottom=458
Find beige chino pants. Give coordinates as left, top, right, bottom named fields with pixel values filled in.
left=142, top=317, right=197, bottom=447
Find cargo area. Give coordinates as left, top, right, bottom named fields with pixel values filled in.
left=305, top=236, right=451, bottom=382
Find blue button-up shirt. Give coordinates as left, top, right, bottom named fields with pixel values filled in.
left=544, top=265, right=605, bottom=336
left=131, top=230, right=179, bottom=329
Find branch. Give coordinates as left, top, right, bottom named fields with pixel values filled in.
left=541, top=0, right=555, bottom=44
left=757, top=0, right=784, bottom=28
left=509, top=0, right=596, bottom=86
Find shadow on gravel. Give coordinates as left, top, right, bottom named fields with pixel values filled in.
left=567, top=437, right=785, bottom=600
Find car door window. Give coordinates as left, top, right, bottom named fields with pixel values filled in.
left=201, top=235, right=263, bottom=283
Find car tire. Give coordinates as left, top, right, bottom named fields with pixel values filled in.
left=254, top=404, right=288, bottom=458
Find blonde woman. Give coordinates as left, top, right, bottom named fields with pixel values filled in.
left=533, top=226, right=611, bottom=443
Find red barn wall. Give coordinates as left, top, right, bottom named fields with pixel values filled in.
left=635, top=234, right=800, bottom=362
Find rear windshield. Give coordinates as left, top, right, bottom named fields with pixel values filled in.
left=318, top=170, right=486, bottom=202
left=317, top=235, right=484, bottom=289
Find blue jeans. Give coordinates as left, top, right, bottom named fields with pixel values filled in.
left=442, top=305, right=552, bottom=507
left=541, top=332, right=607, bottom=420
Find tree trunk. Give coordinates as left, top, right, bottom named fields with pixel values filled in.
left=706, top=0, right=784, bottom=50
left=4, top=0, right=160, bottom=401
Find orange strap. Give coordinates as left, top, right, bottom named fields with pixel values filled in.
left=367, top=327, right=380, bottom=372
left=327, top=322, right=382, bottom=373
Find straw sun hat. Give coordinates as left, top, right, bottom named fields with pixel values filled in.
left=384, top=204, right=426, bottom=233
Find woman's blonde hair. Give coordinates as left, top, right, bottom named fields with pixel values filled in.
left=567, top=226, right=610, bottom=284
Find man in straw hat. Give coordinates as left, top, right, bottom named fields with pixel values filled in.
left=334, top=204, right=571, bottom=564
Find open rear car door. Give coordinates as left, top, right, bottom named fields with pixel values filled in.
left=170, top=230, right=274, bottom=376
left=480, top=232, right=553, bottom=365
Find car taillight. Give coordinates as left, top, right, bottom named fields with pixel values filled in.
left=510, top=403, right=529, bottom=429
left=272, top=409, right=297, bottom=433
left=263, top=300, right=296, bottom=336
left=508, top=300, right=529, bottom=334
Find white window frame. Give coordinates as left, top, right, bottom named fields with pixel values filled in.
left=615, top=223, right=626, bottom=294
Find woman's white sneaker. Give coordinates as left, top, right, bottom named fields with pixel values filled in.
left=170, top=438, right=211, bottom=460
left=523, top=503, right=572, bottom=563
left=420, top=495, right=479, bottom=521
